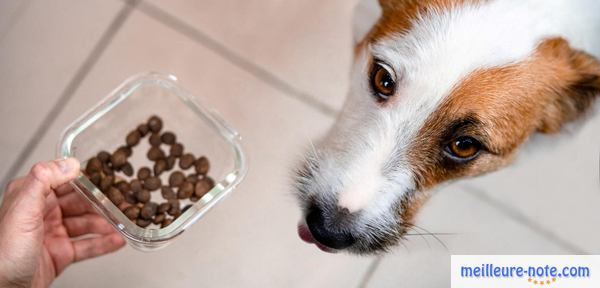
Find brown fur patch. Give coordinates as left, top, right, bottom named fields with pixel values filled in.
left=408, top=37, right=600, bottom=191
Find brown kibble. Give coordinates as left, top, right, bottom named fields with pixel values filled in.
left=147, top=115, right=163, bottom=133
left=166, top=155, right=176, bottom=170
left=170, top=143, right=184, bottom=157
left=186, top=174, right=199, bottom=184
left=116, top=146, right=133, bottom=157
left=149, top=133, right=162, bottom=147
left=161, top=186, right=176, bottom=200
left=126, top=130, right=141, bottom=147
left=179, top=153, right=195, bottom=169
left=167, top=199, right=180, bottom=216
left=130, top=179, right=142, bottom=193
left=194, top=177, right=214, bottom=198
left=137, top=123, right=150, bottom=137
left=190, top=195, right=200, bottom=202
left=194, top=156, right=210, bottom=175
left=110, top=149, right=128, bottom=168
left=135, top=189, right=151, bottom=203
left=153, top=213, right=166, bottom=225
left=85, top=157, right=102, bottom=175
left=117, top=201, right=131, bottom=212
left=99, top=175, right=114, bottom=192
left=161, top=131, right=176, bottom=145
left=147, top=146, right=165, bottom=161
left=140, top=202, right=158, bottom=220
left=168, top=171, right=185, bottom=187
left=161, top=218, right=173, bottom=228
left=123, top=206, right=140, bottom=220
left=154, top=159, right=167, bottom=176
left=116, top=181, right=131, bottom=193
left=107, top=187, right=124, bottom=206
left=97, top=151, right=111, bottom=163
left=102, top=162, right=114, bottom=176
left=137, top=167, right=151, bottom=180
left=136, top=218, right=151, bottom=228
left=158, top=202, right=171, bottom=214
left=144, top=176, right=161, bottom=191
left=89, top=173, right=102, bottom=186
left=121, top=162, right=134, bottom=177
left=177, top=181, right=194, bottom=199
left=124, top=190, right=137, bottom=204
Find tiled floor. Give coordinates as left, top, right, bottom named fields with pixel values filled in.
left=0, top=0, right=598, bottom=287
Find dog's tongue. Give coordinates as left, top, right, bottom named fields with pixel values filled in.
left=297, top=223, right=337, bottom=253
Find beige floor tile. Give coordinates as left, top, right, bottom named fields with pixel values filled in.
left=0, top=0, right=124, bottom=182
left=364, top=184, right=570, bottom=288
left=142, top=0, right=360, bottom=112
left=13, top=10, right=373, bottom=288
left=0, top=0, right=30, bottom=41
left=459, top=112, right=600, bottom=253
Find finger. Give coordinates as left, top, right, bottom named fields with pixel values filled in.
left=73, top=233, right=125, bottom=262
left=63, top=214, right=115, bottom=237
left=21, top=158, right=80, bottom=200
left=58, top=190, right=96, bottom=216
left=55, top=181, right=75, bottom=196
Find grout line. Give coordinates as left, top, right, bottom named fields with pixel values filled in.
left=0, top=1, right=138, bottom=191
left=462, top=185, right=588, bottom=254
left=135, top=1, right=338, bottom=118
left=356, top=256, right=383, bottom=288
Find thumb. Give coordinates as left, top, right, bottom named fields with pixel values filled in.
left=21, top=158, right=81, bottom=199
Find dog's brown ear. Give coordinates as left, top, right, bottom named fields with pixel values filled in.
left=537, top=38, right=600, bottom=134
left=378, top=0, right=403, bottom=14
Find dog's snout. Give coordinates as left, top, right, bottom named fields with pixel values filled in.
left=305, top=205, right=356, bottom=250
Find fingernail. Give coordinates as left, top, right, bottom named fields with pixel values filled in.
left=57, top=158, right=75, bottom=174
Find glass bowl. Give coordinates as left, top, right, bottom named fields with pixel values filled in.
left=57, top=72, right=247, bottom=251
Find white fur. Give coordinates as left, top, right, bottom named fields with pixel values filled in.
left=306, top=0, right=600, bottom=234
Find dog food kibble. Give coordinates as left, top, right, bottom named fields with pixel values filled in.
left=179, top=153, right=195, bottom=169
left=137, top=123, right=150, bottom=136
left=97, top=151, right=111, bottom=163
left=137, top=167, right=151, bottom=180
left=161, top=218, right=173, bottom=228
left=107, top=187, right=124, bottom=206
left=153, top=213, right=166, bottom=225
left=135, top=189, right=151, bottom=203
left=140, top=202, right=158, bottom=220
left=161, top=186, right=176, bottom=200
left=121, top=162, right=134, bottom=177
left=170, top=143, right=184, bottom=157
left=149, top=133, right=162, bottom=147
left=136, top=218, right=151, bottom=228
left=168, top=171, right=185, bottom=187
left=154, top=159, right=168, bottom=176
left=147, top=115, right=163, bottom=133
left=177, top=181, right=194, bottom=199
left=110, top=149, right=128, bottom=168
left=147, top=146, right=165, bottom=161
left=194, top=156, right=210, bottom=175
left=161, top=131, right=176, bottom=145
left=126, top=130, right=141, bottom=147
left=144, top=176, right=161, bottom=191
left=124, top=206, right=140, bottom=220
left=158, top=202, right=170, bottom=214
left=82, top=115, right=217, bottom=228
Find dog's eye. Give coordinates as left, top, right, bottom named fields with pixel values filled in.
left=370, top=62, right=396, bottom=102
left=445, top=136, right=481, bottom=160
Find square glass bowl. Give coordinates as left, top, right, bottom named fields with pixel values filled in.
left=58, top=72, right=247, bottom=251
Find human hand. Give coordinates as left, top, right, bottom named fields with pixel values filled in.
left=0, top=158, right=125, bottom=288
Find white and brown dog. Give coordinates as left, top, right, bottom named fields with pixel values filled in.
left=295, top=0, right=600, bottom=254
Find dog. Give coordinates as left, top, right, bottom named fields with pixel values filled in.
left=294, top=0, right=600, bottom=254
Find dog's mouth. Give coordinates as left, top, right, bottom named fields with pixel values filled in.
left=297, top=222, right=339, bottom=253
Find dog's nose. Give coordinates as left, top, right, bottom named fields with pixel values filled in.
left=305, top=206, right=356, bottom=250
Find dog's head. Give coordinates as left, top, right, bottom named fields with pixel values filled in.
left=294, top=0, right=600, bottom=254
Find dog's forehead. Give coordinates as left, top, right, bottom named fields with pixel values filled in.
left=367, top=1, right=551, bottom=112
